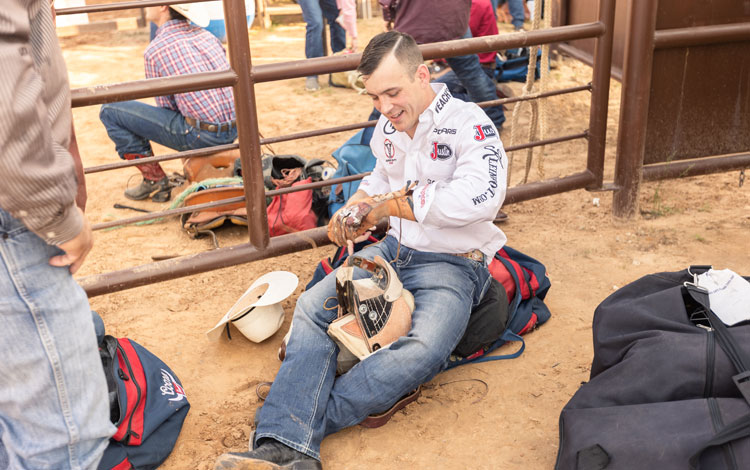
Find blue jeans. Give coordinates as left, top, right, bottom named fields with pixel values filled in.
left=444, top=30, right=506, bottom=129
left=0, top=209, right=115, bottom=470
left=497, top=0, right=526, bottom=29
left=255, top=236, right=491, bottom=459
left=435, top=65, right=496, bottom=103
left=298, top=0, right=346, bottom=78
left=99, top=101, right=238, bottom=158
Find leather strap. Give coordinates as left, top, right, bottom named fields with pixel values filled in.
left=184, top=116, right=236, bottom=132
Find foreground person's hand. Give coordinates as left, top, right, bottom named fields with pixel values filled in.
left=49, top=208, right=93, bottom=274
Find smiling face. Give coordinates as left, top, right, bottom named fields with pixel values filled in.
left=362, top=53, right=435, bottom=139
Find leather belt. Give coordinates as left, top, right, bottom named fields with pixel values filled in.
left=452, top=249, right=485, bottom=263
left=184, top=116, right=236, bottom=132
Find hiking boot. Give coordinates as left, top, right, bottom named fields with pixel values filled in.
left=214, top=439, right=321, bottom=470
left=124, top=176, right=171, bottom=201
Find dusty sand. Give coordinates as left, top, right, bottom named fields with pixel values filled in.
left=59, top=16, right=750, bottom=470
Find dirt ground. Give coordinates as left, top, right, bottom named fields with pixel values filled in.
left=59, top=16, right=750, bottom=470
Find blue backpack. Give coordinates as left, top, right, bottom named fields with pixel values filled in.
left=495, top=48, right=542, bottom=83
left=327, top=128, right=377, bottom=217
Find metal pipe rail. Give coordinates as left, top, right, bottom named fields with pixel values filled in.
left=80, top=167, right=597, bottom=297
left=83, top=84, right=591, bottom=174
left=55, top=0, right=207, bottom=15
left=90, top=130, right=588, bottom=231
left=70, top=23, right=603, bottom=106
left=642, top=152, right=750, bottom=182
left=653, top=22, right=750, bottom=49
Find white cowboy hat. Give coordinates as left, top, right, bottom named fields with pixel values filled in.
left=206, top=271, right=299, bottom=343
left=170, top=2, right=216, bottom=28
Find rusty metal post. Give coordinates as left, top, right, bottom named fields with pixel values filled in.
left=585, top=0, right=616, bottom=188
left=222, top=0, right=270, bottom=248
left=612, top=0, right=658, bottom=218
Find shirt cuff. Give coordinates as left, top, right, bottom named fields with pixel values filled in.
left=412, top=183, right=436, bottom=224
left=36, top=203, right=84, bottom=246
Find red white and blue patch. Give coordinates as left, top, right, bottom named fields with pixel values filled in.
left=430, top=142, right=453, bottom=161
left=473, top=124, right=497, bottom=141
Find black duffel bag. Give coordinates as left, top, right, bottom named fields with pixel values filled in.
left=556, top=266, right=750, bottom=470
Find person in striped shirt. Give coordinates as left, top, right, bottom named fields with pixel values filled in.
left=99, top=5, right=237, bottom=202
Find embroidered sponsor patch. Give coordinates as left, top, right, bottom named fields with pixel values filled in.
left=384, top=139, right=397, bottom=164
left=383, top=120, right=396, bottom=135
left=433, top=127, right=457, bottom=135
left=430, top=142, right=453, bottom=161
left=473, top=124, right=498, bottom=141
left=419, top=184, right=430, bottom=208
left=433, top=89, right=451, bottom=114
left=471, top=145, right=505, bottom=205
left=160, top=369, right=186, bottom=402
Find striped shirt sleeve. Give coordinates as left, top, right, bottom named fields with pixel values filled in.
left=0, top=0, right=82, bottom=245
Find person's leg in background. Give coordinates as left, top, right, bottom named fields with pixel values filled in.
left=489, top=0, right=500, bottom=20
left=445, top=30, right=506, bottom=130
left=320, top=0, right=346, bottom=54
left=508, top=0, right=526, bottom=31
left=297, top=0, right=325, bottom=90
left=0, top=210, right=115, bottom=470
left=99, top=101, right=237, bottom=202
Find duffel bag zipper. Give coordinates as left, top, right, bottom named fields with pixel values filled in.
left=707, top=397, right=739, bottom=470
left=116, top=342, right=143, bottom=444
left=705, top=328, right=716, bottom=397
left=703, top=328, right=739, bottom=470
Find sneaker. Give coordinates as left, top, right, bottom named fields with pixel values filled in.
left=305, top=76, right=319, bottom=91
left=124, top=176, right=170, bottom=201
left=214, top=439, right=321, bottom=470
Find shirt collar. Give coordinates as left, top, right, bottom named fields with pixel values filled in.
left=154, top=19, right=190, bottom=38
left=422, top=83, right=454, bottom=126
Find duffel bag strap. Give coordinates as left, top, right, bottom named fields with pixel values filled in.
left=684, top=280, right=750, bottom=469
left=689, top=414, right=750, bottom=469
left=684, top=283, right=750, bottom=404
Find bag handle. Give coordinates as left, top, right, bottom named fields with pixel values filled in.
left=683, top=281, right=750, bottom=469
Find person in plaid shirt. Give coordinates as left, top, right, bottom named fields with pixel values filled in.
left=99, top=5, right=237, bottom=202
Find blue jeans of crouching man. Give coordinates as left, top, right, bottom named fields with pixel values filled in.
left=0, top=208, right=115, bottom=470
left=99, top=101, right=237, bottom=158
left=255, top=235, right=491, bottom=460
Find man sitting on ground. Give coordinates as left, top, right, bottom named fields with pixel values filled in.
left=99, top=4, right=237, bottom=202
left=214, top=31, right=508, bottom=470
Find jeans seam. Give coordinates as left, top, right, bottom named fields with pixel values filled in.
left=303, top=342, right=336, bottom=452
left=0, top=244, right=82, bottom=470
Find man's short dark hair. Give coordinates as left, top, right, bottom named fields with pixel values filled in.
left=169, top=7, right=188, bottom=22
left=357, top=31, right=424, bottom=78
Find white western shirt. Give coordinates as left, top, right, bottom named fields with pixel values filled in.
left=360, top=84, right=507, bottom=259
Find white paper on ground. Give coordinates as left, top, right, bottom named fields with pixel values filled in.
left=695, top=268, right=750, bottom=326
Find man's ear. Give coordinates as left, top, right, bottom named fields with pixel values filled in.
left=415, top=63, right=431, bottom=86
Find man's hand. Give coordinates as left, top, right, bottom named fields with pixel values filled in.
left=327, top=184, right=417, bottom=247
left=49, top=208, right=93, bottom=274
left=328, top=198, right=377, bottom=247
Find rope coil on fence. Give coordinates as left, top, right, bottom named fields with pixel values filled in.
left=508, top=0, right=553, bottom=185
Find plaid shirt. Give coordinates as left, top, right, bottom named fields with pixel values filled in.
left=145, top=20, right=235, bottom=124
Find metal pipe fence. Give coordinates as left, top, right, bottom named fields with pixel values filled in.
left=58, top=0, right=616, bottom=296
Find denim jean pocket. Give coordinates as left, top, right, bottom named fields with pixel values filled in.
left=180, top=128, right=202, bottom=150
